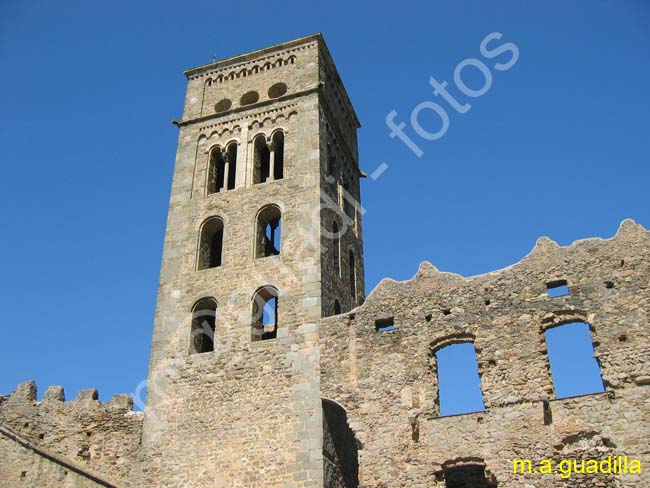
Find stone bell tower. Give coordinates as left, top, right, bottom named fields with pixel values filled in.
left=140, top=34, right=364, bottom=487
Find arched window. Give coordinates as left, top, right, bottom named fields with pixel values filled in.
left=198, top=217, right=224, bottom=270
left=208, top=142, right=238, bottom=193
left=349, top=250, right=356, bottom=302
left=207, top=146, right=225, bottom=194
left=544, top=321, right=604, bottom=398
left=432, top=339, right=485, bottom=416
left=253, top=135, right=270, bottom=184
left=256, top=205, right=281, bottom=258
left=334, top=300, right=341, bottom=315
left=333, top=221, right=341, bottom=276
left=190, top=298, right=217, bottom=354
left=253, top=132, right=285, bottom=184
left=225, top=142, right=237, bottom=190
left=251, top=286, right=278, bottom=341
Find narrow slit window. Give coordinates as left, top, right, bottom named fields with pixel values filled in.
left=332, top=221, right=340, bottom=276
left=544, top=321, right=605, bottom=398
left=547, top=279, right=569, bottom=298
left=271, top=131, right=284, bottom=180
left=207, top=147, right=226, bottom=194
left=225, top=142, right=237, bottom=190
left=435, top=343, right=485, bottom=416
left=349, top=250, right=357, bottom=303
left=253, top=135, right=271, bottom=184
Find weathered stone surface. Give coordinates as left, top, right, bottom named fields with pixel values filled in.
left=320, top=219, right=650, bottom=487
left=1, top=34, right=648, bottom=488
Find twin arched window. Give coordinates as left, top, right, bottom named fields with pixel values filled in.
left=206, top=131, right=285, bottom=193
left=253, top=131, right=284, bottom=184
left=208, top=142, right=238, bottom=194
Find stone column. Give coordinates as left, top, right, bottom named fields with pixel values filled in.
left=223, top=153, right=231, bottom=191
left=269, top=140, right=276, bottom=181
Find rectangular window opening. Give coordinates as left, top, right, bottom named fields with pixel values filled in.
left=546, top=279, right=569, bottom=298
left=375, top=316, right=395, bottom=332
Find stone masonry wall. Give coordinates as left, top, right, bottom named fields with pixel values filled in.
left=139, top=35, right=337, bottom=488
left=0, top=432, right=112, bottom=488
left=0, top=381, right=143, bottom=486
left=319, top=219, right=650, bottom=487
left=3, top=34, right=648, bottom=488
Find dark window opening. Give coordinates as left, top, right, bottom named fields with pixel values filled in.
left=333, top=221, right=341, bottom=276
left=544, top=321, right=605, bottom=398
left=435, top=342, right=485, bottom=416
left=334, top=300, right=341, bottom=315
left=252, top=286, right=278, bottom=341
left=253, top=136, right=271, bottom=184
left=256, top=205, right=282, bottom=258
left=191, top=298, right=217, bottom=354
left=444, top=464, right=495, bottom=488
left=349, top=250, right=357, bottom=303
left=208, top=147, right=226, bottom=194
left=198, top=217, right=224, bottom=270
left=375, top=316, right=395, bottom=332
left=547, top=279, right=569, bottom=298
left=271, top=131, right=284, bottom=180
left=226, top=142, right=237, bottom=190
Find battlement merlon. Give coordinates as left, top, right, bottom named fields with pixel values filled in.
left=0, top=380, right=138, bottom=413
left=179, top=33, right=361, bottom=131
left=0, top=381, right=143, bottom=484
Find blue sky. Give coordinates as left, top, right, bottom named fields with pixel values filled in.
left=0, top=1, right=648, bottom=408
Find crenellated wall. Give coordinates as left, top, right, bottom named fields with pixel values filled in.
left=319, top=219, right=650, bottom=487
left=0, top=381, right=143, bottom=487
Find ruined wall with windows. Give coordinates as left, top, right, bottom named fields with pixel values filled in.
left=3, top=33, right=649, bottom=488
left=319, top=219, right=650, bottom=487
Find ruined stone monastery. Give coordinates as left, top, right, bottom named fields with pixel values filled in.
left=1, top=34, right=648, bottom=488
